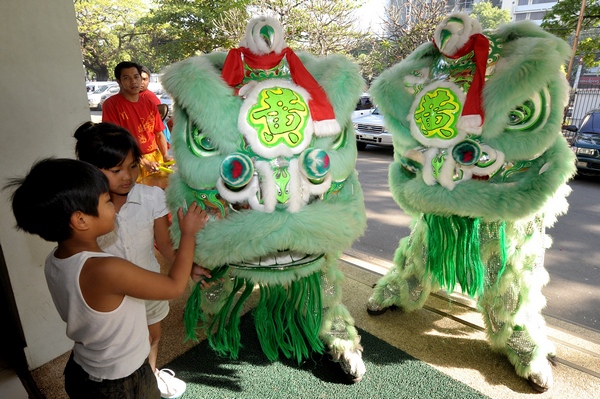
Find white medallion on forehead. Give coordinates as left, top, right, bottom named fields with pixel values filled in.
left=239, top=79, right=314, bottom=159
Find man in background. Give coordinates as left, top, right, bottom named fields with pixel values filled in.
left=140, top=65, right=162, bottom=106
left=102, top=61, right=172, bottom=181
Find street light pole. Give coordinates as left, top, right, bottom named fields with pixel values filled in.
left=566, top=0, right=587, bottom=81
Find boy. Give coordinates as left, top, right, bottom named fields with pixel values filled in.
left=6, top=158, right=207, bottom=398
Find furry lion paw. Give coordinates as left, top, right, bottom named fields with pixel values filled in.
left=527, top=359, right=554, bottom=392
left=336, top=349, right=366, bottom=383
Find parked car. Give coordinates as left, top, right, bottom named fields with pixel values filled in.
left=86, top=81, right=112, bottom=93
left=87, top=82, right=119, bottom=110
left=352, top=92, right=374, bottom=119
left=565, top=108, right=600, bottom=175
left=353, top=107, right=392, bottom=150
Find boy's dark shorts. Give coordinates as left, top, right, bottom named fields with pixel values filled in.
left=64, top=352, right=160, bottom=398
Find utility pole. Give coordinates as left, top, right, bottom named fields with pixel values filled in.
left=566, top=0, right=587, bottom=82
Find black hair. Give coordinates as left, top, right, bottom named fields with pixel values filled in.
left=114, top=61, right=142, bottom=80
left=140, top=65, right=151, bottom=77
left=74, top=122, right=142, bottom=169
left=4, top=158, right=109, bottom=242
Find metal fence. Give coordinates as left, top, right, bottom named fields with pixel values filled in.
left=561, top=82, right=600, bottom=145
left=564, top=86, right=600, bottom=128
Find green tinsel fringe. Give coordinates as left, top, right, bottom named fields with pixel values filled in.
left=425, top=214, right=485, bottom=297
left=184, top=268, right=324, bottom=363
left=184, top=265, right=230, bottom=342
left=254, top=272, right=324, bottom=362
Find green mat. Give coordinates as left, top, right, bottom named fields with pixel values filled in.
left=164, top=314, right=489, bottom=399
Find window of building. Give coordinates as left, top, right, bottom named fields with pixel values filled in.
left=529, top=11, right=547, bottom=20
left=515, top=13, right=527, bottom=21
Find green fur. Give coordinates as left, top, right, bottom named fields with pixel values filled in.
left=369, top=14, right=575, bottom=385
left=162, top=37, right=367, bottom=369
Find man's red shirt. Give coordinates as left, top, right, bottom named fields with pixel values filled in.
left=102, top=93, right=165, bottom=155
left=139, top=89, right=161, bottom=106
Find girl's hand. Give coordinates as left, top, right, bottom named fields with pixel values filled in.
left=177, top=201, right=208, bottom=237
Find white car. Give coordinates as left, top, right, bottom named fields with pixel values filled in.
left=353, top=107, right=393, bottom=150
left=87, top=82, right=119, bottom=110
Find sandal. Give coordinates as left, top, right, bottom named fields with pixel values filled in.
left=155, top=368, right=186, bottom=399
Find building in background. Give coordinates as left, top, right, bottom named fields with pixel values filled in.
left=501, top=0, right=558, bottom=24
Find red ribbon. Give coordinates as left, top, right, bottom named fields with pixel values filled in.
left=442, top=33, right=489, bottom=125
left=221, top=47, right=337, bottom=125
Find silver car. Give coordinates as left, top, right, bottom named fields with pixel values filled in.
left=353, top=107, right=393, bottom=150
left=87, top=83, right=119, bottom=110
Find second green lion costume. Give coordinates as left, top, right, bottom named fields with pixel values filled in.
left=367, top=13, right=576, bottom=392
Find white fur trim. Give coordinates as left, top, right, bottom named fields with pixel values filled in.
left=313, top=119, right=341, bottom=136
left=437, top=153, right=462, bottom=190
left=238, top=80, right=258, bottom=98
left=238, top=79, right=314, bottom=158
left=254, top=160, right=278, bottom=212
left=286, top=159, right=305, bottom=213
left=403, top=68, right=430, bottom=94
left=304, top=173, right=332, bottom=198
left=457, top=115, right=483, bottom=134
left=240, top=16, right=286, bottom=55
left=471, top=145, right=505, bottom=176
left=421, top=148, right=440, bottom=186
left=434, top=13, right=482, bottom=56
left=216, top=175, right=267, bottom=212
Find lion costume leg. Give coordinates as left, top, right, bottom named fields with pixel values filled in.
left=320, top=254, right=366, bottom=381
left=367, top=217, right=439, bottom=314
left=479, top=216, right=555, bottom=391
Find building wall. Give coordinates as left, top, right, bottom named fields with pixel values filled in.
left=502, top=0, right=558, bottom=24
left=0, top=0, right=91, bottom=369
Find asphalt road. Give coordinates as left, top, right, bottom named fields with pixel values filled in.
left=352, top=145, right=600, bottom=333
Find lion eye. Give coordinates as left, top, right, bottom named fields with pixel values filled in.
left=506, top=88, right=550, bottom=132
left=331, top=126, right=348, bottom=150
left=186, top=122, right=217, bottom=157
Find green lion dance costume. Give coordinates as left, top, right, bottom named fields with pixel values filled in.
left=366, top=13, right=576, bottom=392
left=162, top=16, right=367, bottom=381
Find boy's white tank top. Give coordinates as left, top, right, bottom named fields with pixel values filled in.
left=45, top=249, right=150, bottom=380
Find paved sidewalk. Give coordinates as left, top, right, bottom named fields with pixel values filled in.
left=22, top=250, right=600, bottom=398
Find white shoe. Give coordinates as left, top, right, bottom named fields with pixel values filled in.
left=155, top=369, right=186, bottom=399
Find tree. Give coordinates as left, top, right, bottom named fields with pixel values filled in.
left=137, top=0, right=251, bottom=63
left=358, top=0, right=447, bottom=83
left=215, top=0, right=365, bottom=56
left=541, top=0, right=600, bottom=70
left=74, top=0, right=151, bottom=81
left=470, top=1, right=511, bottom=30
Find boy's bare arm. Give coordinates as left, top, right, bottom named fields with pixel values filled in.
left=80, top=203, right=208, bottom=311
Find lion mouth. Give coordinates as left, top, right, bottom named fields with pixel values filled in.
left=229, top=250, right=323, bottom=270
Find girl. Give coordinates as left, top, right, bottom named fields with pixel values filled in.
left=74, top=121, right=210, bottom=396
